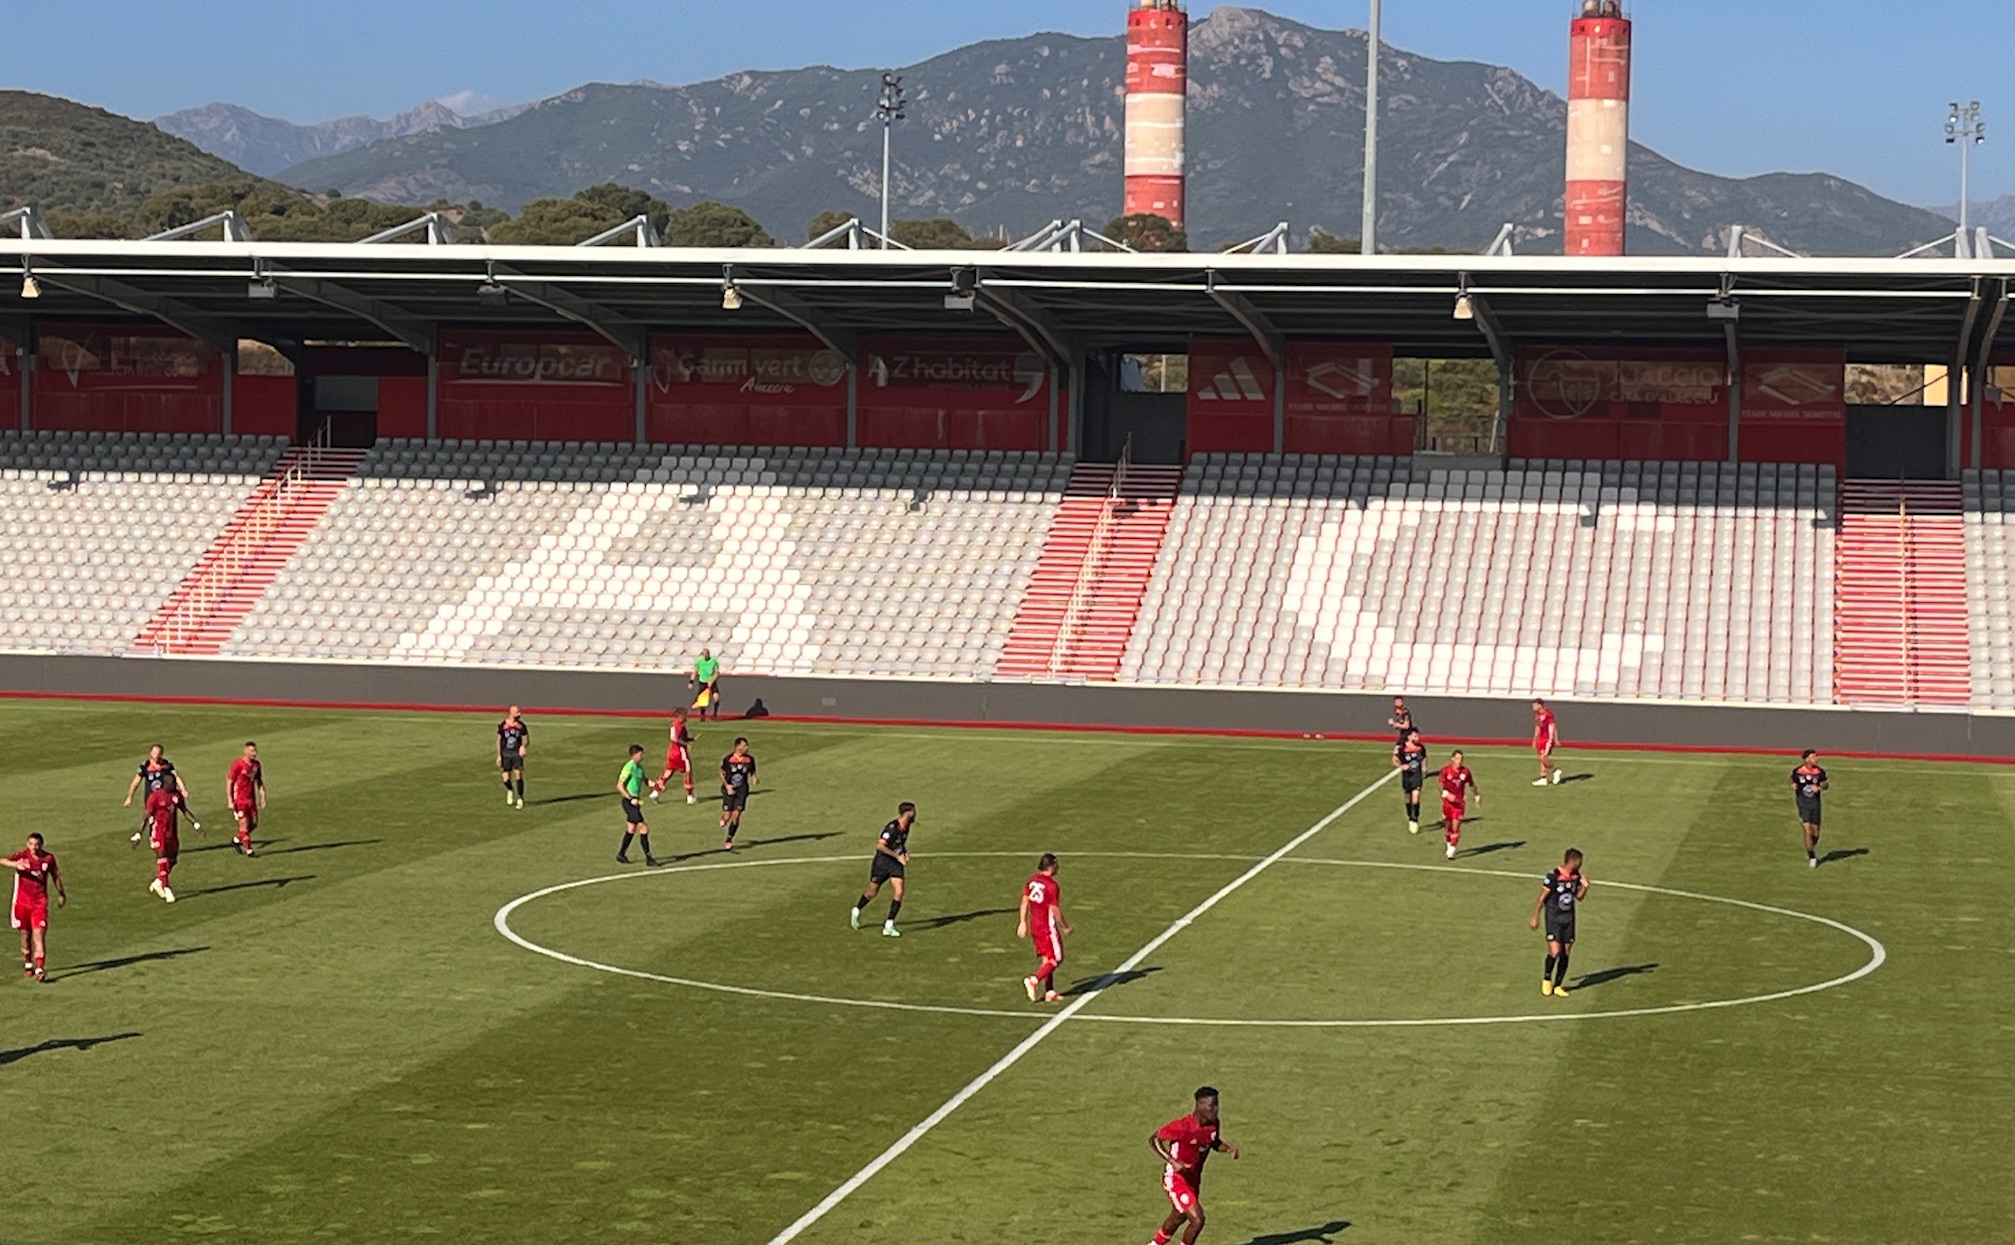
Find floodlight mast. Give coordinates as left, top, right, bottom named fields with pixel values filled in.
left=1362, top=0, right=1380, bottom=255
left=1948, top=101, right=1986, bottom=243
left=876, top=74, right=908, bottom=251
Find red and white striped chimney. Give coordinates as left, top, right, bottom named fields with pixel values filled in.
left=1565, top=1, right=1632, bottom=256
left=1124, top=0, right=1188, bottom=229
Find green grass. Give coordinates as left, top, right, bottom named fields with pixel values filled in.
left=3, top=699, right=2010, bottom=1245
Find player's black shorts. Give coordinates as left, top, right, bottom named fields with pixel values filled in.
left=1797, top=797, right=1822, bottom=826
left=869, top=856, right=906, bottom=884
left=1401, top=771, right=1425, bottom=794
left=622, top=797, right=646, bottom=825
left=721, top=790, right=748, bottom=812
left=499, top=753, right=523, bottom=772
left=1545, top=915, right=1577, bottom=945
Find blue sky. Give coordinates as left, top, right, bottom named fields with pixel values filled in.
left=8, top=1, right=2012, bottom=206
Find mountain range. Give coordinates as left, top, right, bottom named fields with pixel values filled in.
left=156, top=96, right=530, bottom=180
left=249, top=5, right=1954, bottom=256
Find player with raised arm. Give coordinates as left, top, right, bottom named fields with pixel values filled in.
left=1530, top=847, right=1589, bottom=996
left=718, top=738, right=757, bottom=850
left=1393, top=729, right=1428, bottom=834
left=1791, top=749, right=1830, bottom=868
left=1387, top=696, right=1416, bottom=744
left=615, top=745, right=658, bottom=868
left=497, top=707, right=530, bottom=809
left=6, top=833, right=66, bottom=982
left=689, top=649, right=723, bottom=721
left=1148, top=1087, right=1240, bottom=1245
left=1017, top=853, right=1072, bottom=1003
left=146, top=785, right=183, bottom=903
left=1531, top=699, right=1562, bottom=786
left=850, top=802, right=915, bottom=938
left=226, top=741, right=265, bottom=857
left=1438, top=749, right=1480, bottom=860
left=649, top=707, right=698, bottom=805
left=124, top=744, right=199, bottom=846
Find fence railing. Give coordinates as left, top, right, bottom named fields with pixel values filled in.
left=1047, top=437, right=1132, bottom=677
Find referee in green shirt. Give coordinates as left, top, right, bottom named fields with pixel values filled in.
left=690, top=648, right=723, bottom=720
left=616, top=745, right=658, bottom=867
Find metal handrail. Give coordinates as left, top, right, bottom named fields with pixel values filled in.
left=1047, top=437, right=1133, bottom=676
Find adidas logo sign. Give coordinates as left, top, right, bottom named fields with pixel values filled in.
left=1195, top=357, right=1266, bottom=402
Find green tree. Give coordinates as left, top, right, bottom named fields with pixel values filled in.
left=45, top=208, right=129, bottom=239
left=662, top=201, right=774, bottom=248
left=806, top=209, right=856, bottom=241
left=890, top=217, right=1001, bottom=250
left=1308, top=228, right=1361, bottom=253
left=1103, top=212, right=1187, bottom=253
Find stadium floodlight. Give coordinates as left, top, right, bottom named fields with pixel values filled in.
left=875, top=73, right=908, bottom=252
left=247, top=276, right=278, bottom=300
left=1452, top=292, right=1475, bottom=321
left=1706, top=297, right=1741, bottom=322
left=20, top=272, right=41, bottom=300
left=1947, top=101, right=1987, bottom=239
left=721, top=284, right=744, bottom=311
left=945, top=266, right=977, bottom=312
left=475, top=280, right=510, bottom=305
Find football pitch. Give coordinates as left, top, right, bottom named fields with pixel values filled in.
left=4, top=698, right=2011, bottom=1245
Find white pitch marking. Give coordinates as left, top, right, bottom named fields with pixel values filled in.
left=754, top=769, right=1401, bottom=1245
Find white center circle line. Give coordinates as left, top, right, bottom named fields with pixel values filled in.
left=493, top=850, right=1886, bottom=1029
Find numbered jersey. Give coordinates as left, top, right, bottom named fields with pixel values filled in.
left=1024, top=872, right=1060, bottom=919
left=1541, top=868, right=1583, bottom=919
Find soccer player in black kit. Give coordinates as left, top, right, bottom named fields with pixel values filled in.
left=851, top=802, right=916, bottom=938
left=1393, top=729, right=1428, bottom=834
left=1530, top=848, right=1589, bottom=996
left=496, top=706, right=529, bottom=809
left=1387, top=696, right=1416, bottom=744
left=718, top=738, right=757, bottom=850
left=1791, top=749, right=1830, bottom=868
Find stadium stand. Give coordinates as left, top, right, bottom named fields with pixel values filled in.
left=220, top=441, right=1071, bottom=679
left=0, top=431, right=284, bottom=655
left=1833, top=481, right=1970, bottom=708
left=1965, top=472, right=2015, bottom=711
left=1120, top=455, right=1837, bottom=705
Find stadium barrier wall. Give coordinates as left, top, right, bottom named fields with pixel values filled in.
left=435, top=330, right=635, bottom=443
left=648, top=333, right=847, bottom=448
left=3, top=655, right=2011, bottom=761
left=30, top=324, right=224, bottom=434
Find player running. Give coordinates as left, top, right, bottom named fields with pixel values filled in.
left=1530, top=847, right=1589, bottom=996
left=1017, top=853, right=1072, bottom=1003
left=146, top=786, right=183, bottom=903
left=1393, top=729, right=1428, bottom=834
left=615, top=745, right=658, bottom=868
left=1387, top=696, right=1416, bottom=744
left=1148, top=1087, right=1240, bottom=1245
left=226, top=741, right=265, bottom=857
left=649, top=707, right=698, bottom=805
left=1531, top=699, right=1562, bottom=786
left=497, top=707, right=530, bottom=809
left=5, top=833, right=66, bottom=982
left=850, top=802, right=915, bottom=938
left=1791, top=749, right=1830, bottom=868
left=718, top=738, right=757, bottom=850
left=689, top=649, right=723, bottom=721
left=124, top=744, right=199, bottom=846
left=1438, top=750, right=1480, bottom=860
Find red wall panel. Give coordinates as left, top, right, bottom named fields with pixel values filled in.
left=648, top=334, right=849, bottom=447
left=378, top=377, right=429, bottom=440
left=0, top=340, right=19, bottom=429
left=1738, top=348, right=1845, bottom=467
left=32, top=326, right=223, bottom=433
left=232, top=375, right=297, bottom=438
left=436, top=330, right=633, bottom=443
left=1512, top=345, right=1726, bottom=462
left=1282, top=341, right=1399, bottom=455
left=857, top=336, right=1053, bottom=451
left=1186, top=338, right=1274, bottom=455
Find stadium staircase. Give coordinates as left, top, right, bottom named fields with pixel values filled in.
left=1833, top=480, right=1971, bottom=708
left=998, top=459, right=1183, bottom=680
left=131, top=446, right=366, bottom=656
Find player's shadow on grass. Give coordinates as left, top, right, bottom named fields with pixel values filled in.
left=261, top=839, right=382, bottom=857
left=1819, top=848, right=1871, bottom=867
left=1064, top=966, right=1163, bottom=996
left=1573, top=962, right=1658, bottom=990
left=190, top=838, right=278, bottom=854
left=533, top=792, right=608, bottom=806
left=0, top=1032, right=142, bottom=1066
left=182, top=875, right=313, bottom=898
left=1239, top=1220, right=1352, bottom=1244
left=1558, top=773, right=1596, bottom=784
left=1457, top=840, right=1525, bottom=859
left=55, top=946, right=207, bottom=981
left=916, top=907, right=1016, bottom=930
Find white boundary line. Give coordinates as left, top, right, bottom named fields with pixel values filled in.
left=754, top=769, right=1399, bottom=1245
left=494, top=851, right=1887, bottom=1029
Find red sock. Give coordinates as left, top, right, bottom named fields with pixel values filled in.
left=157, top=859, right=173, bottom=885
left=33, top=954, right=45, bottom=970
left=1446, top=822, right=1460, bottom=848
left=1154, top=1233, right=1173, bottom=1245
left=683, top=779, right=694, bottom=795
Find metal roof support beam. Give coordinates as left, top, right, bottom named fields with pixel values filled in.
left=578, top=216, right=662, bottom=249
left=1951, top=279, right=1984, bottom=477
left=492, top=265, right=648, bottom=364
left=24, top=264, right=238, bottom=354
left=1206, top=272, right=1284, bottom=371
left=0, top=207, right=53, bottom=241
left=358, top=213, right=454, bottom=246
left=264, top=266, right=436, bottom=355
left=723, top=266, right=857, bottom=361
left=973, top=282, right=1078, bottom=370
left=1969, top=279, right=2010, bottom=471
left=1483, top=224, right=1516, bottom=257
left=1463, top=282, right=1515, bottom=455
left=144, top=211, right=254, bottom=243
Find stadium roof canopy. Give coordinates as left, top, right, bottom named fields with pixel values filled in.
left=3, top=239, right=2014, bottom=367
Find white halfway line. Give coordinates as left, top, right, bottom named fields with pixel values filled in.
left=761, top=768, right=1400, bottom=1245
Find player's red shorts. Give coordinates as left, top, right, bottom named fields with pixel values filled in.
left=1442, top=800, right=1465, bottom=823
left=152, top=830, right=180, bottom=862
left=1536, top=741, right=1555, bottom=758
left=663, top=745, right=691, bottom=774
left=10, top=897, right=48, bottom=931
left=1033, top=919, right=1065, bottom=967
left=1162, top=1169, right=1200, bottom=1214
left=233, top=799, right=258, bottom=826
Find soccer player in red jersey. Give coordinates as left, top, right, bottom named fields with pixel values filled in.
left=5, top=833, right=66, bottom=982
left=146, top=787, right=183, bottom=903
left=1531, top=699, right=1562, bottom=786
left=226, top=741, right=266, bottom=857
left=650, top=708, right=698, bottom=805
left=1017, top=853, right=1073, bottom=1003
left=1149, top=1087, right=1239, bottom=1245
left=1438, top=750, right=1481, bottom=860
